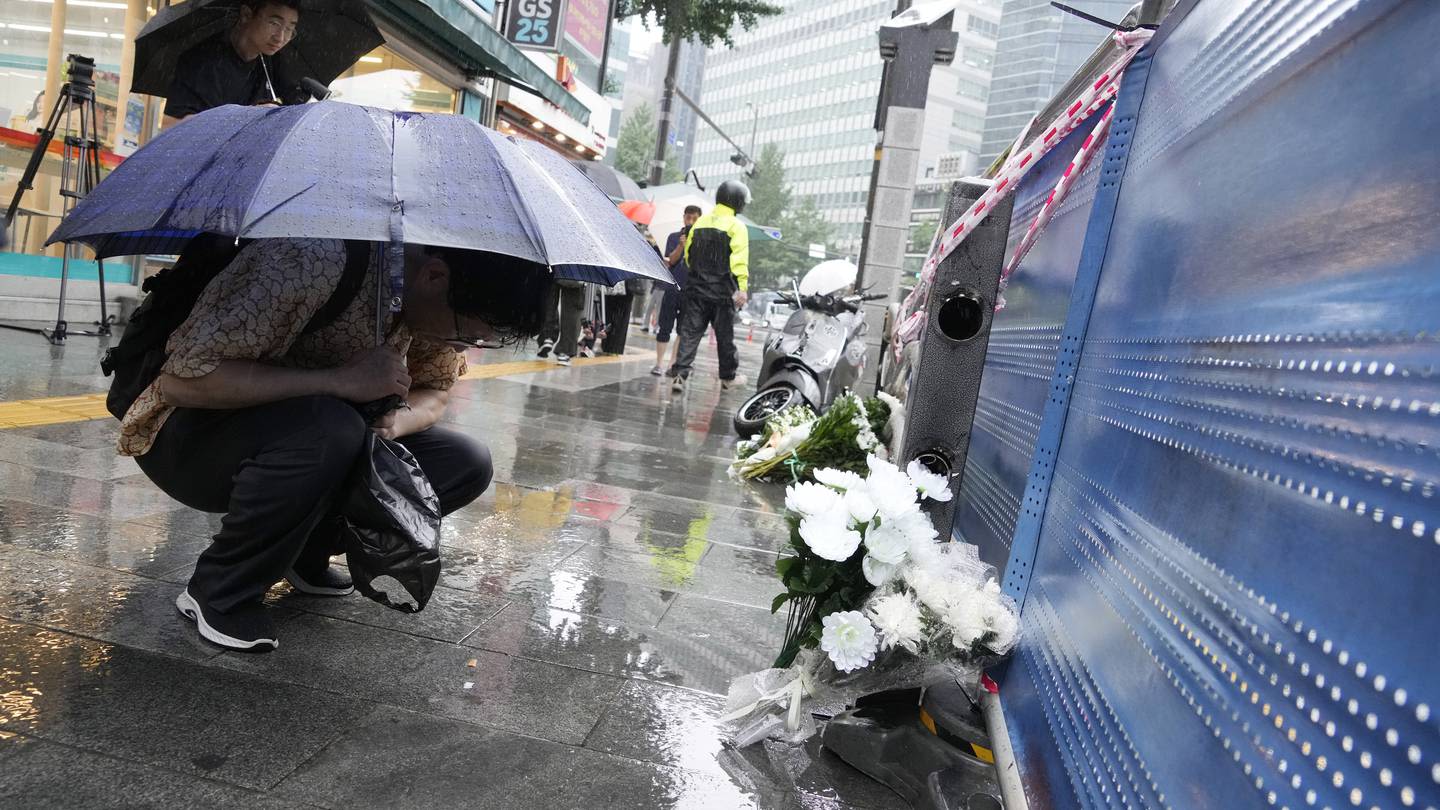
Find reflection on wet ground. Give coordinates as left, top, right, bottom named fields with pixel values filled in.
left=0, top=335, right=903, bottom=808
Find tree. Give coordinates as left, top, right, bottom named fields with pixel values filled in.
left=742, top=143, right=834, bottom=291
left=613, top=102, right=656, bottom=182
left=745, top=143, right=791, bottom=226
left=614, top=0, right=782, bottom=184
left=613, top=102, right=684, bottom=184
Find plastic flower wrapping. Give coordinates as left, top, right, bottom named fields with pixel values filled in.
left=729, top=393, right=904, bottom=482
left=720, top=455, right=1020, bottom=747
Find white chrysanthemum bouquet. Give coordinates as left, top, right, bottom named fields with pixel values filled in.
left=722, top=455, right=1019, bottom=746
left=730, top=392, right=905, bottom=483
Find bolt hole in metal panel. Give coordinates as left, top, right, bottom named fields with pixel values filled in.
left=945, top=0, right=1440, bottom=808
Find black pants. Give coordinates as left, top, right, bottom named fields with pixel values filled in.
left=539, top=283, right=587, bottom=356
left=602, top=293, right=633, bottom=354
left=137, top=395, right=491, bottom=613
left=668, top=294, right=739, bottom=381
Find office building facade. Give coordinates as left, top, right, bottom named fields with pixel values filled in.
left=690, top=0, right=998, bottom=254
left=979, top=0, right=1135, bottom=164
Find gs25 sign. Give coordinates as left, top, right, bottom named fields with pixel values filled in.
left=505, top=0, right=568, bottom=50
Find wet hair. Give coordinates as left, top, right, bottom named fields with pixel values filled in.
left=424, top=247, right=553, bottom=345
left=242, top=0, right=300, bottom=14
left=684, top=205, right=702, bottom=216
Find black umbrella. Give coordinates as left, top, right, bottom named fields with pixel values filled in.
left=130, top=0, right=384, bottom=99
left=569, top=160, right=645, bottom=202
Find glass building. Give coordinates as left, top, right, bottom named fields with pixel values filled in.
left=690, top=0, right=998, bottom=255
left=979, top=0, right=1136, bottom=164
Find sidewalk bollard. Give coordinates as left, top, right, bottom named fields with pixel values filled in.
left=747, top=324, right=754, bottom=342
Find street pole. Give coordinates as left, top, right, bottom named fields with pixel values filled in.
left=649, top=32, right=683, bottom=186
left=854, top=4, right=958, bottom=379
left=746, top=101, right=758, bottom=159
left=597, top=0, right=617, bottom=95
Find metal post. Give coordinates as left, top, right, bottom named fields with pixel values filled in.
left=649, top=32, right=682, bottom=186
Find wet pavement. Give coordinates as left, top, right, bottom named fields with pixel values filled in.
left=0, top=328, right=905, bottom=809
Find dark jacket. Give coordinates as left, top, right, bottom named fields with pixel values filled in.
left=683, top=203, right=749, bottom=301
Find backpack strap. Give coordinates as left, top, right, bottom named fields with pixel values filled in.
left=302, top=240, right=370, bottom=335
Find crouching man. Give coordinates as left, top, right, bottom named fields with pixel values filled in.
left=119, top=237, right=550, bottom=651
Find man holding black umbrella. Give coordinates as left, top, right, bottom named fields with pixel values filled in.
left=162, top=0, right=304, bottom=124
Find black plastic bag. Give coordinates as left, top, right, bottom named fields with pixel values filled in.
left=340, top=432, right=442, bottom=612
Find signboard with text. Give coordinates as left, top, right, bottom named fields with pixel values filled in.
left=505, top=0, right=568, bottom=51
left=562, top=0, right=607, bottom=63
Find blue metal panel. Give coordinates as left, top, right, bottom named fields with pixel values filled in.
left=948, top=0, right=1440, bottom=807
left=952, top=110, right=1109, bottom=573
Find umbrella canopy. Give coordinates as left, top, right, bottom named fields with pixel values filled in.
left=799, top=259, right=858, bottom=296
left=617, top=199, right=655, bottom=225
left=48, top=102, right=673, bottom=289
left=568, top=160, right=644, bottom=202
left=130, top=0, right=384, bottom=99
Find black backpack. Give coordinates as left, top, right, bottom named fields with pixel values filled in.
left=100, top=235, right=371, bottom=420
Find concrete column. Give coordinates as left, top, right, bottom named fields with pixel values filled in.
left=31, top=0, right=69, bottom=256
left=112, top=0, right=148, bottom=149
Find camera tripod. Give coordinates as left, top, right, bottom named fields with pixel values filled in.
left=3, top=54, right=114, bottom=344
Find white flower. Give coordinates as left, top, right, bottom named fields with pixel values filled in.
left=863, top=520, right=909, bottom=565
left=895, top=509, right=938, bottom=547
left=798, top=512, right=862, bottom=562
left=945, top=588, right=993, bottom=649
left=814, top=468, right=865, bottom=491
left=843, top=487, right=878, bottom=526
left=819, top=611, right=879, bottom=672
left=866, top=592, right=925, bottom=652
left=785, top=481, right=844, bottom=518
left=861, top=554, right=899, bottom=586
left=865, top=457, right=922, bottom=522
left=907, top=459, right=953, bottom=502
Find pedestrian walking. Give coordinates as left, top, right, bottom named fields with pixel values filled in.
left=536, top=279, right=588, bottom=365
left=651, top=204, right=700, bottom=375
left=669, top=182, right=750, bottom=392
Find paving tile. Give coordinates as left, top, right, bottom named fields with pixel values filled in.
left=271, top=583, right=508, bottom=644
left=656, top=594, right=791, bottom=682
left=0, top=459, right=180, bottom=521
left=210, top=612, right=627, bottom=746
left=0, top=431, right=141, bottom=481
left=0, top=547, right=239, bottom=662
left=459, top=600, right=693, bottom=688
left=0, top=497, right=211, bottom=578
left=6, top=419, right=125, bottom=450
left=0, top=737, right=317, bottom=809
left=0, top=619, right=372, bottom=790
left=273, top=705, right=791, bottom=810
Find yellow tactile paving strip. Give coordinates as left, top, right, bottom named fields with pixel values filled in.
left=0, top=351, right=649, bottom=430
left=0, top=394, right=113, bottom=428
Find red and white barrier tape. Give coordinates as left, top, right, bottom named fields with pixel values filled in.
left=892, top=28, right=1153, bottom=354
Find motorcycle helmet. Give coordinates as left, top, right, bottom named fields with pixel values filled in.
left=716, top=180, right=750, bottom=215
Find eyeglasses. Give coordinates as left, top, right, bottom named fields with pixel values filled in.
left=264, top=17, right=298, bottom=40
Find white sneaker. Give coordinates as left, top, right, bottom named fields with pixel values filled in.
left=721, top=374, right=749, bottom=390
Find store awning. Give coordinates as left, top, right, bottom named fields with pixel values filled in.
left=367, top=0, right=590, bottom=126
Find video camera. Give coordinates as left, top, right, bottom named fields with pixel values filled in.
left=66, top=54, right=96, bottom=90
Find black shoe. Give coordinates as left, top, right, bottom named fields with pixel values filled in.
left=176, top=588, right=278, bottom=652
left=285, top=563, right=354, bottom=597
left=536, top=339, right=555, bottom=358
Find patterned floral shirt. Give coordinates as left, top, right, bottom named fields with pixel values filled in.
left=117, top=238, right=465, bottom=456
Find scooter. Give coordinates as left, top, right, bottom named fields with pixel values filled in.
left=733, top=263, right=884, bottom=436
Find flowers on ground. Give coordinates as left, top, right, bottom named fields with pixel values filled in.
left=867, top=592, right=925, bottom=653
left=731, top=394, right=900, bottom=482
left=768, top=454, right=1019, bottom=673
left=820, top=611, right=878, bottom=673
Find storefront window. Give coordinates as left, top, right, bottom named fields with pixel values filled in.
left=0, top=0, right=130, bottom=149
left=330, top=46, right=456, bottom=113
left=2, top=0, right=139, bottom=277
